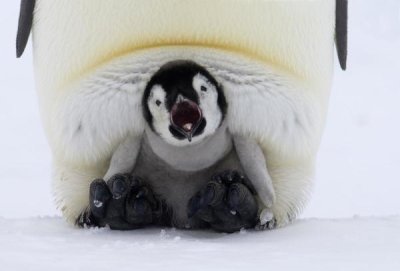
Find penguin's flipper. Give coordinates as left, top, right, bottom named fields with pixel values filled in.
left=16, top=0, right=36, bottom=58
left=336, top=0, right=348, bottom=70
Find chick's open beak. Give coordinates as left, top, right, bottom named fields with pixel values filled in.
left=170, top=99, right=202, bottom=142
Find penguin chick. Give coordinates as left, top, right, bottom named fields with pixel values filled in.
left=84, top=60, right=275, bottom=231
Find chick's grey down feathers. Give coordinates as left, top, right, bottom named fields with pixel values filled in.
left=97, top=60, right=275, bottom=229
left=88, top=123, right=265, bottom=230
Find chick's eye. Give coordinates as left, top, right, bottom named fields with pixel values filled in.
left=201, top=85, right=207, bottom=92
left=156, top=100, right=162, bottom=106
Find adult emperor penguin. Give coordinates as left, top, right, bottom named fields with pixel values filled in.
left=17, top=0, right=347, bottom=231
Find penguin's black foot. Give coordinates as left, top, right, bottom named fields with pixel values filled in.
left=77, top=174, right=163, bottom=230
left=188, top=170, right=259, bottom=233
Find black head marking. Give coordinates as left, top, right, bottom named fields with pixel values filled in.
left=147, top=60, right=202, bottom=110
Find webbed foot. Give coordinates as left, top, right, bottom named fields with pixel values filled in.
left=188, top=170, right=259, bottom=233
left=77, top=174, right=163, bottom=230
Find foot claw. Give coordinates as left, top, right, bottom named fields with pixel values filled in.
left=259, top=209, right=274, bottom=225
left=93, top=200, right=104, bottom=208
left=255, top=218, right=276, bottom=231
left=136, top=190, right=145, bottom=199
left=108, top=174, right=129, bottom=199
left=227, top=185, right=241, bottom=210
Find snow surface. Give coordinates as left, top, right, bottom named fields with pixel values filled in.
left=1, top=216, right=399, bottom=271
left=0, top=0, right=399, bottom=270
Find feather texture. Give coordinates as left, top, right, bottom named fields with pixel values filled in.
left=25, top=1, right=338, bottom=226
left=52, top=48, right=324, bottom=226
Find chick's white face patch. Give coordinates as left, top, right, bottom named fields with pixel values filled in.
left=147, top=85, right=168, bottom=122
left=147, top=85, right=171, bottom=142
left=192, top=73, right=222, bottom=138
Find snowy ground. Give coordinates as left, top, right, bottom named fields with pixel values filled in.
left=1, top=216, right=399, bottom=271
left=0, top=1, right=399, bottom=270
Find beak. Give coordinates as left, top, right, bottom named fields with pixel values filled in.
left=170, top=98, right=202, bottom=142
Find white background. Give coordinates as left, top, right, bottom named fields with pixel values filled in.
left=0, top=1, right=399, bottom=270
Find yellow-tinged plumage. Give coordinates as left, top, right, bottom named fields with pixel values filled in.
left=24, top=0, right=340, bottom=226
